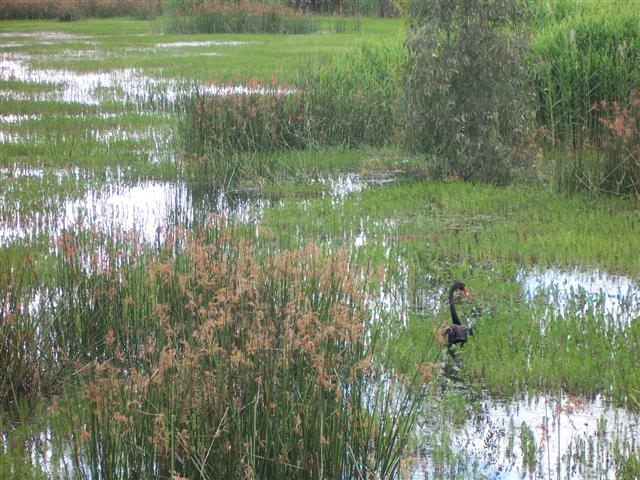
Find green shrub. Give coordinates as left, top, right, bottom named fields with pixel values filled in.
left=403, top=0, right=534, bottom=184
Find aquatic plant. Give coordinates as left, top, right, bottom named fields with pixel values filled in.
left=0, top=256, right=55, bottom=409
left=53, top=228, right=426, bottom=479
left=164, top=0, right=320, bottom=34
left=178, top=43, right=401, bottom=181
left=532, top=6, right=640, bottom=149
left=0, top=0, right=162, bottom=20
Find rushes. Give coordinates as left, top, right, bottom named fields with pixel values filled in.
left=0, top=0, right=162, bottom=21
left=178, top=44, right=401, bottom=182
left=0, top=256, right=54, bottom=409
left=165, top=1, right=319, bottom=35
left=55, top=229, right=425, bottom=479
left=532, top=9, right=640, bottom=149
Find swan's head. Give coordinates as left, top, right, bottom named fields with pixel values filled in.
left=452, top=281, right=469, bottom=296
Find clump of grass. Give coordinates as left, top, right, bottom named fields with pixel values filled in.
left=165, top=0, right=319, bottom=34
left=0, top=256, right=54, bottom=409
left=54, top=228, right=426, bottom=478
left=178, top=44, right=401, bottom=181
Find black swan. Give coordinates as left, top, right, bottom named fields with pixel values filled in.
left=440, top=281, right=473, bottom=350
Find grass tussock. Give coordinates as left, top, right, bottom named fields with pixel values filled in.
left=52, top=229, right=426, bottom=479
left=179, top=45, right=401, bottom=181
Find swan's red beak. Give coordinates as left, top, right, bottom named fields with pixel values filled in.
left=462, top=287, right=469, bottom=296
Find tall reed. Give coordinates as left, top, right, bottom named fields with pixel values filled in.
left=55, top=227, right=427, bottom=478
left=548, top=93, right=640, bottom=196
left=532, top=8, right=640, bottom=148
left=178, top=44, right=401, bottom=181
left=0, top=0, right=162, bottom=20
left=164, top=0, right=319, bottom=34
left=0, top=256, right=54, bottom=409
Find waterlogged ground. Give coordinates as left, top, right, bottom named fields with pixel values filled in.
left=1, top=18, right=639, bottom=479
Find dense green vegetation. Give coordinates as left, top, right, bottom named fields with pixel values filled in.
left=177, top=0, right=640, bottom=194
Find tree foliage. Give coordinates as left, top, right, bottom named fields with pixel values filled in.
left=403, top=0, right=534, bottom=183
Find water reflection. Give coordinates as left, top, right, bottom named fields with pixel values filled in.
left=519, top=268, right=640, bottom=326
left=0, top=54, right=290, bottom=107
left=415, top=393, right=639, bottom=479
left=155, top=40, right=254, bottom=48
left=0, top=180, right=267, bottom=246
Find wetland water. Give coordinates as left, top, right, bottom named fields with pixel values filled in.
left=1, top=29, right=639, bottom=479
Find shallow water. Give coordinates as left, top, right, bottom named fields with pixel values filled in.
left=519, top=267, right=640, bottom=326
left=0, top=172, right=392, bottom=247
left=154, top=40, right=255, bottom=48
left=0, top=52, right=289, bottom=108
left=414, top=393, right=639, bottom=479
left=3, top=26, right=639, bottom=480
left=0, top=179, right=270, bottom=246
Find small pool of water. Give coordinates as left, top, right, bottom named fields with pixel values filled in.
left=519, top=267, right=640, bottom=326
left=415, top=393, right=639, bottom=479
left=0, top=180, right=267, bottom=246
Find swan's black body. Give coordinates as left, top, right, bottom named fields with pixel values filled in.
left=441, top=281, right=473, bottom=349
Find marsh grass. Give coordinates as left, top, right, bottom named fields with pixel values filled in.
left=178, top=44, right=401, bottom=182
left=262, top=179, right=640, bottom=405
left=45, top=226, right=429, bottom=479
left=264, top=180, right=640, bottom=274
left=0, top=408, right=50, bottom=480
left=546, top=94, right=640, bottom=197
left=165, top=1, right=319, bottom=35
left=0, top=256, right=55, bottom=409
left=0, top=0, right=162, bottom=21
left=532, top=7, right=640, bottom=149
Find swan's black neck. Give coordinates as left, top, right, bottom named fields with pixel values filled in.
left=448, top=285, right=462, bottom=325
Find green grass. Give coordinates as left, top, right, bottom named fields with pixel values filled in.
left=262, top=178, right=640, bottom=406
left=0, top=17, right=404, bottom=82
left=264, top=180, right=640, bottom=274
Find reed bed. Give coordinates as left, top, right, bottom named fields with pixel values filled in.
left=532, top=9, right=640, bottom=148
left=48, top=227, right=427, bottom=479
left=547, top=92, right=640, bottom=196
left=179, top=44, right=401, bottom=181
left=164, top=1, right=319, bottom=34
